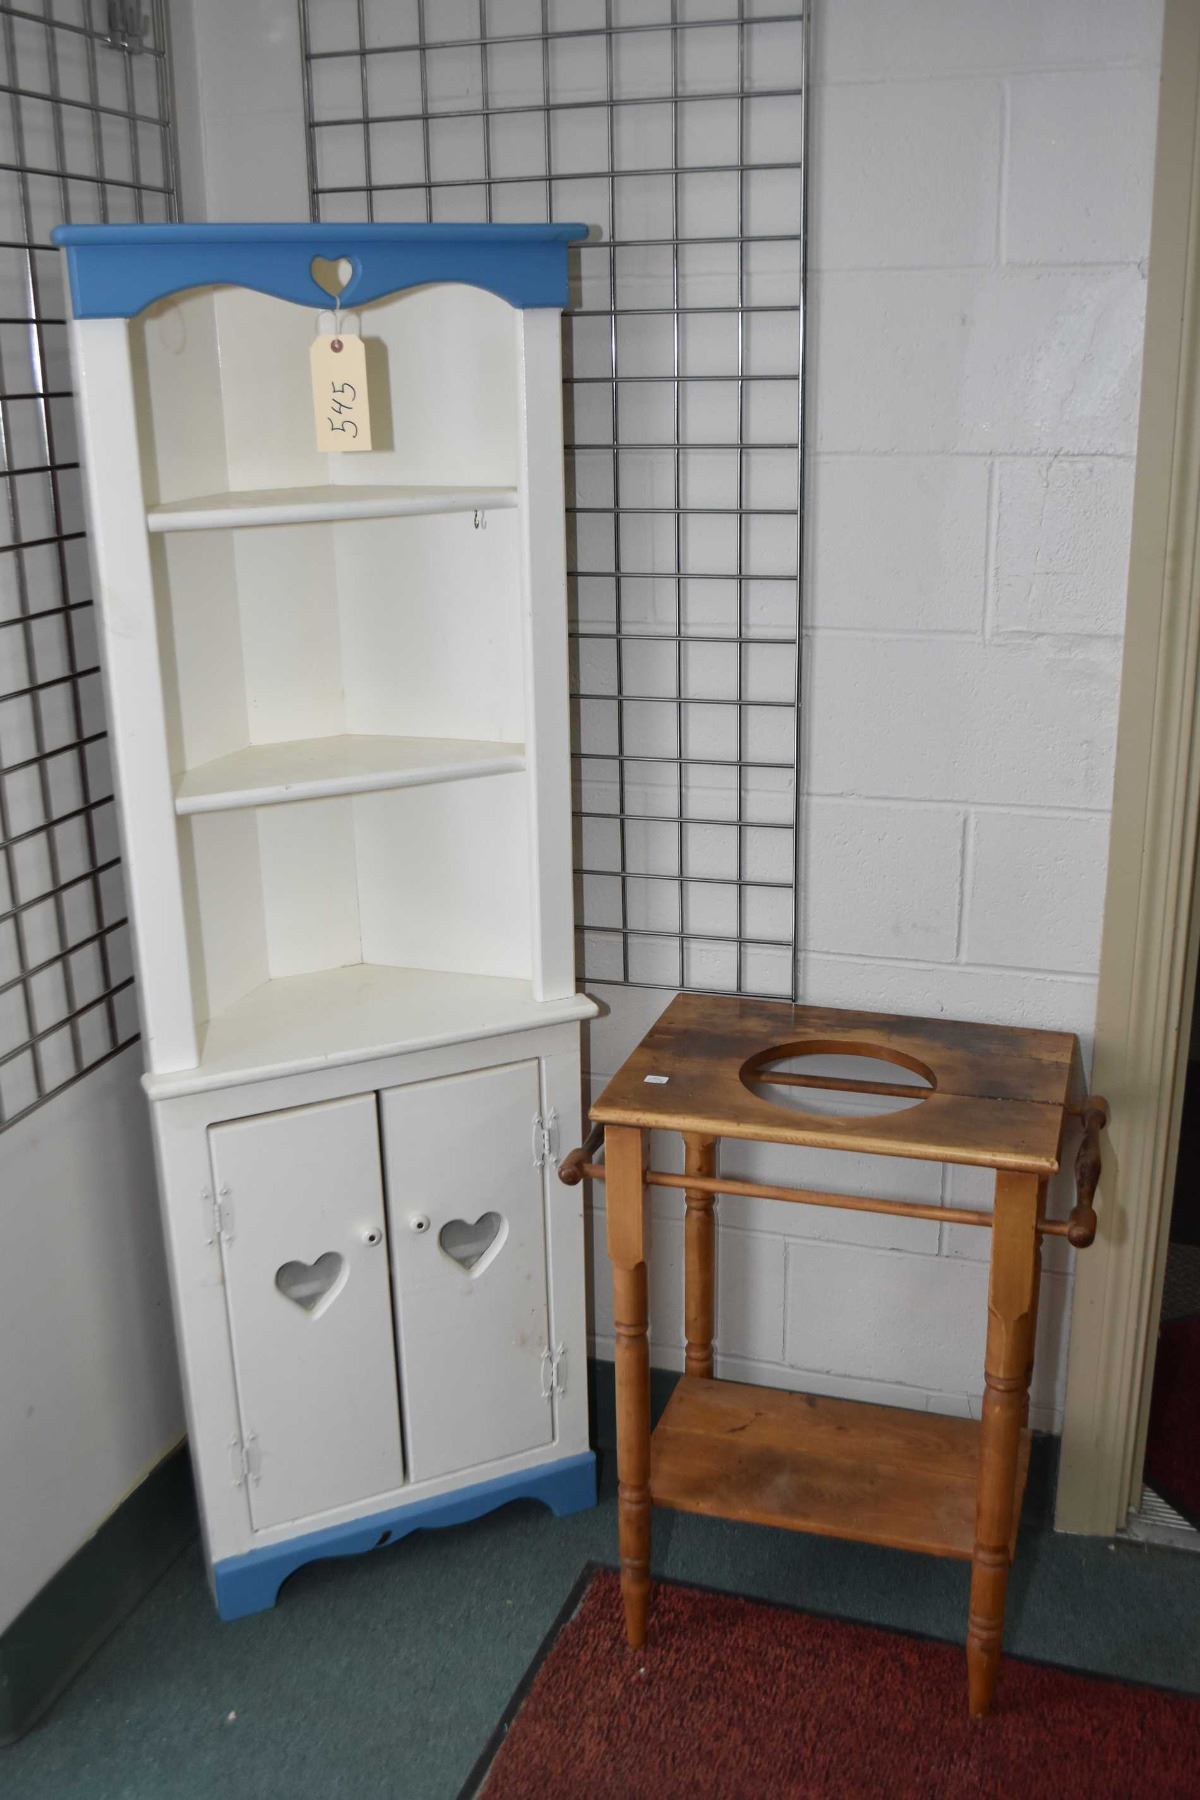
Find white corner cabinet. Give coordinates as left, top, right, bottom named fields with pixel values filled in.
left=53, top=223, right=598, bottom=1620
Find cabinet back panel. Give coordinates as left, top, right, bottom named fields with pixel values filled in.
left=355, top=777, right=532, bottom=980
left=336, top=511, right=524, bottom=743
left=156, top=532, right=247, bottom=773
left=186, top=810, right=270, bottom=1022
left=139, top=284, right=518, bottom=495
left=135, top=294, right=249, bottom=775
left=381, top=1061, right=553, bottom=1484
left=213, top=288, right=330, bottom=491
left=131, top=290, right=231, bottom=505
left=158, top=508, right=522, bottom=773
left=210, top=1095, right=405, bottom=1532
left=183, top=775, right=533, bottom=1023
left=258, top=796, right=363, bottom=979
left=235, top=525, right=345, bottom=746
left=333, top=284, right=517, bottom=489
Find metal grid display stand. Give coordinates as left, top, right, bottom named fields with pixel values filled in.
left=299, top=0, right=808, bottom=1003
left=0, top=0, right=177, bottom=1128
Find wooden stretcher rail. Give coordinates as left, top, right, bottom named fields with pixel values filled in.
left=559, top=1095, right=1109, bottom=1244
left=561, top=1158, right=1075, bottom=1237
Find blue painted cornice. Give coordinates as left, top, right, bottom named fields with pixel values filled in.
left=50, top=221, right=590, bottom=318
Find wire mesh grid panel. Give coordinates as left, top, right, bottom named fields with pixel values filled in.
left=300, top=0, right=806, bottom=1001
left=0, top=0, right=176, bottom=1128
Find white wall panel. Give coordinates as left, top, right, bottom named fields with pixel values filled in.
left=810, top=268, right=1147, bottom=458
left=803, top=634, right=1123, bottom=811
left=818, top=1, right=1162, bottom=80
left=806, top=455, right=990, bottom=634
left=800, top=799, right=965, bottom=963
left=0, top=0, right=183, bottom=1627
left=1006, top=69, right=1159, bottom=265
left=0, top=1049, right=183, bottom=1631
left=963, top=812, right=1110, bottom=975
left=993, top=457, right=1136, bottom=638
left=809, top=78, right=1002, bottom=270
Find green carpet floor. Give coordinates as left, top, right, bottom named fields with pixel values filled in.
left=4, top=1371, right=1200, bottom=1799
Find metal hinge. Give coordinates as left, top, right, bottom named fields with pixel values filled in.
left=204, top=1185, right=233, bottom=1247
left=532, top=1109, right=559, bottom=1169
left=105, top=1, right=147, bottom=52
left=230, top=1433, right=261, bottom=1488
left=540, top=1343, right=567, bottom=1399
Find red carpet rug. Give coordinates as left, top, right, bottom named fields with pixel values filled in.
left=1144, top=1314, right=1200, bottom=1530
left=465, top=1567, right=1200, bottom=1799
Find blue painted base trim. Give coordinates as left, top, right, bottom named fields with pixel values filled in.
left=211, top=1451, right=597, bottom=1622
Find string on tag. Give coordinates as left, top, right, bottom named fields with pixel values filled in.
left=314, top=306, right=356, bottom=351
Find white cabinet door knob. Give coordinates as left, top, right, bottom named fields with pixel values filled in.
left=409, top=1213, right=431, bottom=1234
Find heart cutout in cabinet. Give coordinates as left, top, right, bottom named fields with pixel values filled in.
left=438, top=1211, right=506, bottom=1275
left=275, top=1250, right=347, bottom=1317
left=310, top=254, right=354, bottom=300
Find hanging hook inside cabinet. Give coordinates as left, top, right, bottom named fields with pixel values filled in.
left=473, top=509, right=487, bottom=530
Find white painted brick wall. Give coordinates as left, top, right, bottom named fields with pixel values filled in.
left=807, top=456, right=990, bottom=633
left=993, top=458, right=1136, bottom=637
left=963, top=811, right=1109, bottom=974
left=804, top=635, right=1123, bottom=809
left=802, top=799, right=964, bottom=962
left=583, top=0, right=1164, bottom=1434
left=1005, top=70, right=1159, bottom=265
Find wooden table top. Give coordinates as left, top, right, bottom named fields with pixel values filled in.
left=589, top=993, right=1084, bottom=1173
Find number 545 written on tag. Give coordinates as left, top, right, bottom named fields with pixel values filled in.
left=311, top=331, right=373, bottom=453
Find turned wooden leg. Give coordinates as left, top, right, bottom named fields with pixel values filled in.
left=967, top=1170, right=1040, bottom=1718
left=683, top=1133, right=717, bottom=1379
left=606, top=1125, right=650, bottom=1649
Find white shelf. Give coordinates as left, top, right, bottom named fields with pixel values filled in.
left=146, top=484, right=518, bottom=533
left=143, top=963, right=599, bottom=1100
left=174, top=732, right=526, bottom=815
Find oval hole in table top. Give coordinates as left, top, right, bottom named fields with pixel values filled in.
left=740, top=1040, right=935, bottom=1119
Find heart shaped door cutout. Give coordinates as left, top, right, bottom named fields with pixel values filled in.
left=311, top=255, right=353, bottom=300
left=438, top=1211, right=507, bottom=1276
left=275, top=1251, right=347, bottom=1317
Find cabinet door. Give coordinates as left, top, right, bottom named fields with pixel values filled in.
left=210, top=1095, right=405, bottom=1531
left=380, top=1061, right=554, bottom=1484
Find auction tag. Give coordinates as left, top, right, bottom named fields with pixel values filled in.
left=311, top=325, right=372, bottom=453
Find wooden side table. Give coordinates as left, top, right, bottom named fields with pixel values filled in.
left=560, top=994, right=1106, bottom=1717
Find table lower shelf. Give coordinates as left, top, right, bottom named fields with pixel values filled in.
left=649, top=1376, right=1030, bottom=1562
